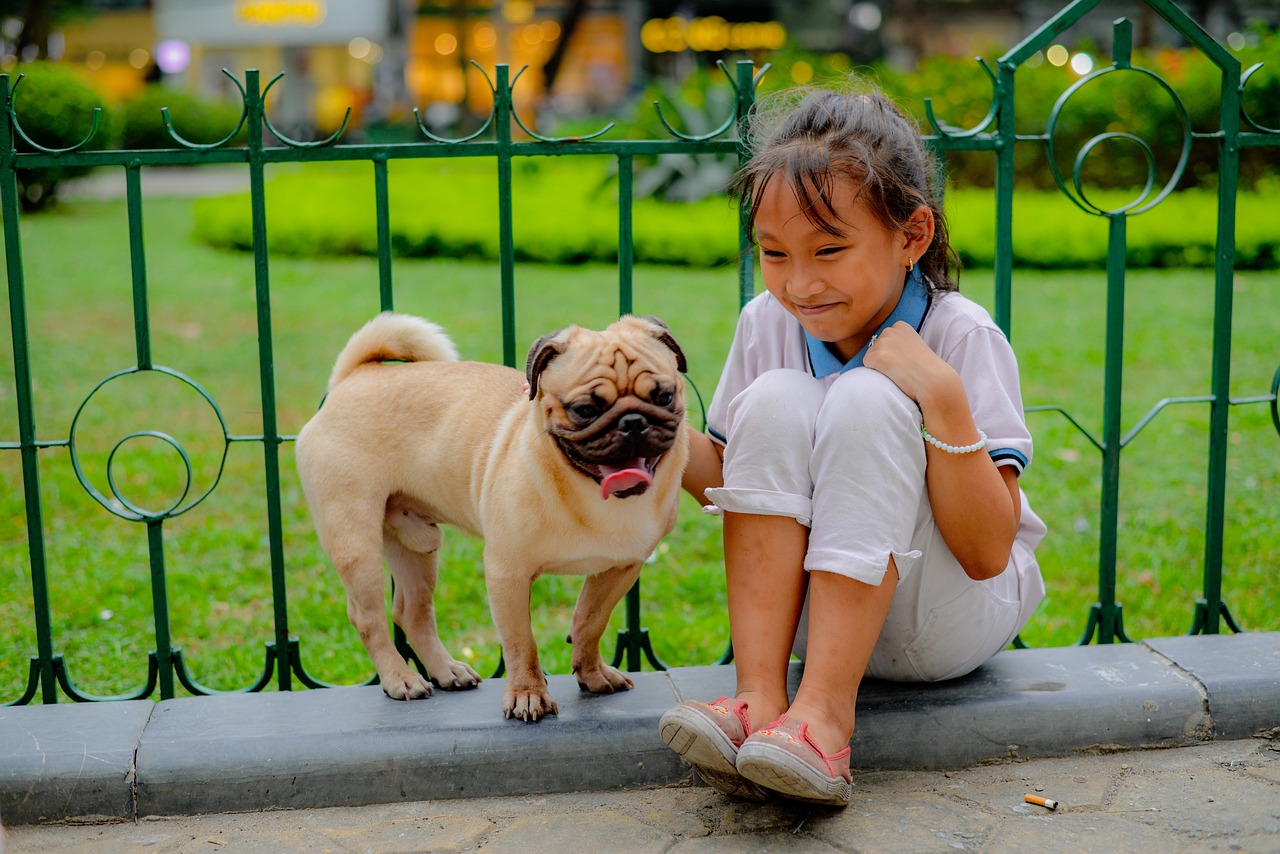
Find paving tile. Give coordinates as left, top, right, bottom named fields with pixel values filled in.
left=808, top=790, right=999, bottom=852
left=1111, top=760, right=1280, bottom=840
left=985, top=811, right=1201, bottom=854
left=483, top=810, right=671, bottom=854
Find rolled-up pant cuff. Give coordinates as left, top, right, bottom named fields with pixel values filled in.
left=702, top=486, right=813, bottom=527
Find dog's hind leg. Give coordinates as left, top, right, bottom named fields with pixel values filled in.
left=568, top=562, right=642, bottom=695
left=383, top=520, right=482, bottom=691
left=316, top=501, right=433, bottom=701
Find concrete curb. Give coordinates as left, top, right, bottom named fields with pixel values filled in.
left=3, top=632, right=1277, bottom=824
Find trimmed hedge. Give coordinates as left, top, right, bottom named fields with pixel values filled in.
left=118, top=84, right=249, bottom=150
left=9, top=61, right=115, bottom=211
left=947, top=184, right=1278, bottom=269
left=192, top=158, right=1277, bottom=269
left=193, top=158, right=742, bottom=266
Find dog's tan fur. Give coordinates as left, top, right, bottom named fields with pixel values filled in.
left=295, top=312, right=688, bottom=720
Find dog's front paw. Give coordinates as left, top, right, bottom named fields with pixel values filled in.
left=431, top=659, right=482, bottom=690
left=381, top=669, right=434, bottom=700
left=503, top=684, right=559, bottom=722
left=573, top=663, right=634, bottom=695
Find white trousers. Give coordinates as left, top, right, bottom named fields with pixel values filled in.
left=704, top=368, right=1042, bottom=682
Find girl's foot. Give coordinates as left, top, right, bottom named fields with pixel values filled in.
left=736, top=715, right=853, bottom=806
left=658, top=698, right=771, bottom=801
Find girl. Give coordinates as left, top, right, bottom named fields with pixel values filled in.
left=659, top=82, right=1046, bottom=806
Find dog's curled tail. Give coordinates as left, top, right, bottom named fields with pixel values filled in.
left=328, top=312, right=460, bottom=390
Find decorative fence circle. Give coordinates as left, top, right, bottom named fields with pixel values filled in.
left=68, top=366, right=231, bottom=523
left=1045, top=65, right=1192, bottom=218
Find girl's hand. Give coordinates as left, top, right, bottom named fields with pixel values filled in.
left=862, top=321, right=958, bottom=408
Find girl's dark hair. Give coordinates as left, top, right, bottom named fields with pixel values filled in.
left=730, top=80, right=959, bottom=292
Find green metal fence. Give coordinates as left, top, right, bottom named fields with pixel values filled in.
left=4, top=0, right=1278, bottom=705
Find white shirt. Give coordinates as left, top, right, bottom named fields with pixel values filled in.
left=706, top=285, right=1047, bottom=562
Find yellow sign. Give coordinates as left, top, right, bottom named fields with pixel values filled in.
left=234, top=0, right=327, bottom=27
left=641, top=16, right=786, bottom=53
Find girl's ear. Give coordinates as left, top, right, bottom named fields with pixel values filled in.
left=903, top=205, right=935, bottom=262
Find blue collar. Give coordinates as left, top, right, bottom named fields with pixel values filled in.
left=805, top=267, right=931, bottom=378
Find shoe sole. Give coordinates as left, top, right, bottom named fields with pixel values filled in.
left=737, top=740, right=852, bottom=806
left=659, top=706, right=770, bottom=801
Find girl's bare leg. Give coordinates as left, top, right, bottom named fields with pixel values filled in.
left=785, top=559, right=899, bottom=755
left=723, top=511, right=809, bottom=731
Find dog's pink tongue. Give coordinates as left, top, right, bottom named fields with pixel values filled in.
left=600, top=461, right=652, bottom=499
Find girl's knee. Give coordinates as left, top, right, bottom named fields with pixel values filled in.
left=717, top=370, right=824, bottom=507
left=824, top=368, right=916, bottom=423
left=726, top=368, right=824, bottom=438
left=815, top=368, right=922, bottom=454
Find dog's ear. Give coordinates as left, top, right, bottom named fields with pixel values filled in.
left=526, top=329, right=567, bottom=399
left=632, top=315, right=688, bottom=374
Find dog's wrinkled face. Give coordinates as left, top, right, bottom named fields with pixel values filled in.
left=526, top=316, right=686, bottom=499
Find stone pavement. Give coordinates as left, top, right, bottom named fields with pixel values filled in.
left=5, top=735, right=1279, bottom=853
left=3, top=632, right=1279, bottom=852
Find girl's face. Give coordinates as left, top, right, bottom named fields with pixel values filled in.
left=755, top=176, right=932, bottom=363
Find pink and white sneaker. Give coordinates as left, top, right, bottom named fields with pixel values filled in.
left=658, top=698, right=770, bottom=801
left=736, top=715, right=852, bottom=806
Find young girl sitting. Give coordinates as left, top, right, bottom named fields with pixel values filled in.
left=659, top=81, right=1047, bottom=806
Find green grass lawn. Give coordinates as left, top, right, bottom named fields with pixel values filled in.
left=1, top=194, right=1277, bottom=702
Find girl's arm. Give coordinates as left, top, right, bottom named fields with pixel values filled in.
left=866, top=322, right=1021, bottom=580
left=681, top=424, right=725, bottom=506
left=915, top=379, right=1022, bottom=580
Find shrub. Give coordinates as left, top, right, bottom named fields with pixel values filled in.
left=117, top=84, right=248, bottom=150
left=886, top=35, right=1280, bottom=192
left=595, top=30, right=1279, bottom=195
left=616, top=68, right=741, bottom=203
left=8, top=61, right=114, bottom=212
left=191, top=158, right=1277, bottom=270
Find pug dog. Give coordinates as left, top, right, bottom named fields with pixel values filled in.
left=295, top=312, right=688, bottom=721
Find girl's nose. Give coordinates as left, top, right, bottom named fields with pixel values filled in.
left=788, top=269, right=826, bottom=298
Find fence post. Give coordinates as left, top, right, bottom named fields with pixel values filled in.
left=0, top=73, right=58, bottom=705
left=241, top=69, right=296, bottom=690
left=1092, top=213, right=1129, bottom=644
left=494, top=65, right=517, bottom=369
left=734, top=59, right=757, bottom=309
left=1194, top=30, right=1243, bottom=636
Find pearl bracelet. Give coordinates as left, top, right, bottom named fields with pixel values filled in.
left=920, top=424, right=987, bottom=454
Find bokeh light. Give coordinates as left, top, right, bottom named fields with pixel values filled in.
left=435, top=33, right=458, bottom=55
left=848, top=2, right=882, bottom=30
left=502, top=0, right=534, bottom=25
left=790, top=60, right=814, bottom=84
left=473, top=23, right=497, bottom=51
left=155, top=40, right=189, bottom=74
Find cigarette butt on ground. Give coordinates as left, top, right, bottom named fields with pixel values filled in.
left=1024, top=793, right=1059, bottom=810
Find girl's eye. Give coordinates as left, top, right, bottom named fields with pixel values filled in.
left=760, top=248, right=785, bottom=259
left=816, top=246, right=845, bottom=257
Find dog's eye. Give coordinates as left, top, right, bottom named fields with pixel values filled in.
left=655, top=390, right=674, bottom=407
left=571, top=403, right=599, bottom=421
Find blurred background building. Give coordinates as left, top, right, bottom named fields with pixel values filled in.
left=2, top=0, right=1276, bottom=135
